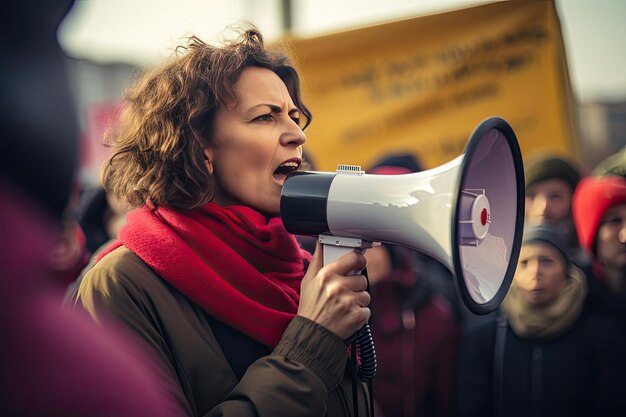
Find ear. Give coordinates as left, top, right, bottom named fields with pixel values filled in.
left=203, top=147, right=214, bottom=175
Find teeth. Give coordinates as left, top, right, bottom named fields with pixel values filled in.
left=280, top=162, right=299, bottom=168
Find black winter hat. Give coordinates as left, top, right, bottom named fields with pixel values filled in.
left=369, top=153, right=423, bottom=174
left=522, top=224, right=571, bottom=267
left=524, top=153, right=582, bottom=193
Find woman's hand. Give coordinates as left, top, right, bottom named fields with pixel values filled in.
left=297, top=241, right=370, bottom=340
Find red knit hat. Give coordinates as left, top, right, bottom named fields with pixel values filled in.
left=572, top=175, right=626, bottom=253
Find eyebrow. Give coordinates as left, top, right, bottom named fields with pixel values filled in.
left=247, top=103, right=300, bottom=114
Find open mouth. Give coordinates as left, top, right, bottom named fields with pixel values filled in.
left=273, top=159, right=301, bottom=185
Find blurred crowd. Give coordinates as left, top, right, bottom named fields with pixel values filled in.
left=45, top=145, right=626, bottom=417
left=2, top=1, right=626, bottom=416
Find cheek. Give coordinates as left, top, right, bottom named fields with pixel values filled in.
left=215, top=141, right=271, bottom=180
left=596, top=227, right=617, bottom=254
left=514, top=271, right=533, bottom=290
left=552, top=199, right=571, bottom=215
left=545, top=278, right=565, bottom=299
left=545, top=264, right=566, bottom=285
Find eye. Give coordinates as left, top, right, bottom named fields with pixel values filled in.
left=539, top=257, right=554, bottom=266
left=602, top=216, right=623, bottom=226
left=519, top=259, right=528, bottom=268
left=548, top=193, right=564, bottom=201
left=289, top=110, right=302, bottom=126
left=254, top=113, right=274, bottom=122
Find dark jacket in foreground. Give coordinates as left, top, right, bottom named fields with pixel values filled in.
left=455, top=306, right=626, bottom=417
left=72, top=246, right=369, bottom=417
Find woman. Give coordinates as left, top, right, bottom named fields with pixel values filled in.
left=455, top=224, right=626, bottom=417
left=70, top=27, right=372, bottom=417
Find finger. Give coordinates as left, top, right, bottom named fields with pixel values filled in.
left=327, top=250, right=367, bottom=276
left=343, top=274, right=368, bottom=292
left=356, top=306, right=371, bottom=324
left=362, top=306, right=371, bottom=322
left=355, top=291, right=371, bottom=308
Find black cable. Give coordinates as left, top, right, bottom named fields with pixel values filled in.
left=351, top=339, right=359, bottom=417
left=356, top=323, right=377, bottom=381
left=367, top=379, right=375, bottom=417
left=351, top=267, right=378, bottom=416
left=357, top=268, right=377, bottom=382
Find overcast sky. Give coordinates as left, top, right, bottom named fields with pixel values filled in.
left=59, top=0, right=626, bottom=102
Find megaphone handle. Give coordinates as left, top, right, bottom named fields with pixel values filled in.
left=320, top=236, right=377, bottom=382
left=320, top=234, right=374, bottom=274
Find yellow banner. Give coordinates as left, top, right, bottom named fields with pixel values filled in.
left=279, top=0, right=579, bottom=171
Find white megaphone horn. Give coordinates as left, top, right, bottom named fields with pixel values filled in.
left=280, top=116, right=525, bottom=314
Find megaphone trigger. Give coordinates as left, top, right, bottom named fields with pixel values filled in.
left=318, top=234, right=377, bottom=276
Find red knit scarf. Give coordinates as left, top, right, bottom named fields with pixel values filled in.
left=97, top=202, right=311, bottom=347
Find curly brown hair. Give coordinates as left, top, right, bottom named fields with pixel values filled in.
left=101, top=26, right=311, bottom=209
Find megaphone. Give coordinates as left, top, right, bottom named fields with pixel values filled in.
left=281, top=116, right=525, bottom=314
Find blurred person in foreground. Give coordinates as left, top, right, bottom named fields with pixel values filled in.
left=455, top=224, right=626, bottom=417
left=572, top=174, right=626, bottom=329
left=0, top=1, right=183, bottom=416
left=366, top=155, right=460, bottom=417
left=523, top=152, right=585, bottom=263
left=69, top=26, right=373, bottom=416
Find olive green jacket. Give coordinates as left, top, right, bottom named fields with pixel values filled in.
left=71, top=246, right=369, bottom=417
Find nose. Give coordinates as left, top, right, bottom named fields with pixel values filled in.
left=279, top=117, right=306, bottom=147
left=619, top=221, right=626, bottom=244
left=533, top=195, right=548, bottom=216
left=526, top=259, right=541, bottom=279
left=526, top=195, right=547, bottom=224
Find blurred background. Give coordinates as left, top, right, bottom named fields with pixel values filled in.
left=57, top=0, right=626, bottom=184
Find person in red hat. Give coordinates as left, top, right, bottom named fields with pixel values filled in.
left=572, top=175, right=626, bottom=328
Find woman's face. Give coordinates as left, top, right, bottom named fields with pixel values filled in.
left=206, top=66, right=306, bottom=215
left=525, top=179, right=573, bottom=225
left=514, top=242, right=567, bottom=307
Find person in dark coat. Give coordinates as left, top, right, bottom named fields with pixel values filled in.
left=455, top=224, right=626, bottom=417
